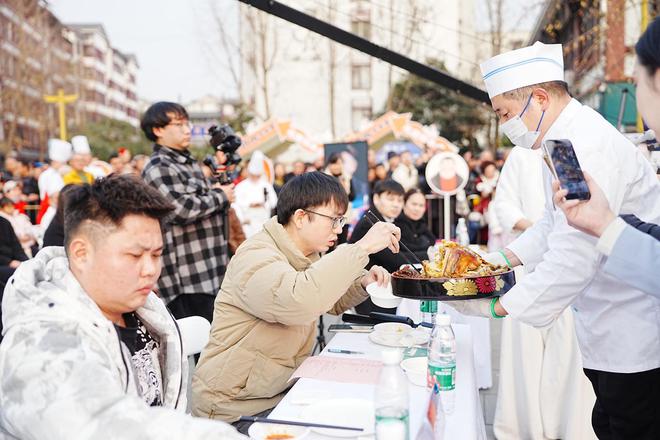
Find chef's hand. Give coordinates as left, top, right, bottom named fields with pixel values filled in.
left=481, top=249, right=519, bottom=268
left=361, top=265, right=390, bottom=288
left=356, top=222, right=401, bottom=254
left=444, top=298, right=492, bottom=318
left=552, top=172, right=615, bottom=237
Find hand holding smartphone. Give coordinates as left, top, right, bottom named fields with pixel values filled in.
left=542, top=139, right=591, bottom=200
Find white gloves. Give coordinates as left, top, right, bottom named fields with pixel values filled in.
left=444, top=298, right=493, bottom=318
left=482, top=251, right=510, bottom=268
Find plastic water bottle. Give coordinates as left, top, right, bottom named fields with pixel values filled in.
left=375, top=349, right=409, bottom=440
left=427, top=314, right=456, bottom=413
left=456, top=217, right=469, bottom=246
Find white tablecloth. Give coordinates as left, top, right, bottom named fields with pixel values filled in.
left=269, top=324, right=487, bottom=439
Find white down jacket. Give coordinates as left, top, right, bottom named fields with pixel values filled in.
left=0, top=247, right=245, bottom=440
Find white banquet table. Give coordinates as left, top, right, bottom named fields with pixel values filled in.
left=268, top=323, right=487, bottom=440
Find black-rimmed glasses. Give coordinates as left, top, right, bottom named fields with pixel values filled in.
left=303, top=209, right=347, bottom=229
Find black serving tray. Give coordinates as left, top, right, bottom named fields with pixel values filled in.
left=391, top=269, right=516, bottom=301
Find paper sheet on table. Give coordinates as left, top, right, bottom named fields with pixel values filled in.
left=290, top=356, right=382, bottom=385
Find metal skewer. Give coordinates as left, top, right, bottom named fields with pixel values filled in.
left=365, top=210, right=423, bottom=274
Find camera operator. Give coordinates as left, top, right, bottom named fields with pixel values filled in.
left=141, top=102, right=234, bottom=322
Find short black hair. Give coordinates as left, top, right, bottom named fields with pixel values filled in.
left=63, top=174, right=174, bottom=248
left=387, top=151, right=400, bottom=159
left=503, top=80, right=570, bottom=101
left=108, top=152, right=119, bottom=161
left=636, top=17, right=660, bottom=77
left=326, top=152, right=342, bottom=166
left=404, top=188, right=423, bottom=203
left=0, top=197, right=13, bottom=208
left=140, top=101, right=189, bottom=142
left=373, top=179, right=405, bottom=197
left=276, top=171, right=348, bottom=225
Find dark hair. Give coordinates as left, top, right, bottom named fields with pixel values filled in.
left=404, top=188, right=424, bottom=203
left=503, top=80, right=570, bottom=101
left=387, top=151, right=400, bottom=160
left=108, top=152, right=119, bottom=161
left=373, top=179, right=405, bottom=197
left=0, top=197, right=13, bottom=208
left=276, top=171, right=348, bottom=225
left=63, top=174, right=174, bottom=247
left=481, top=160, right=497, bottom=172
left=53, top=184, right=78, bottom=225
left=140, top=102, right=189, bottom=142
left=326, top=152, right=342, bottom=167
left=636, top=17, right=660, bottom=77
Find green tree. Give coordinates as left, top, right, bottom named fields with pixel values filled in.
left=70, top=119, right=152, bottom=161
left=387, top=59, right=489, bottom=148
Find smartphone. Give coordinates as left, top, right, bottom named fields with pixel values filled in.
left=543, top=139, right=591, bottom=200
left=328, top=324, right=373, bottom=333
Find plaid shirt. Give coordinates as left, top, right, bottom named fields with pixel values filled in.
left=142, top=144, right=229, bottom=303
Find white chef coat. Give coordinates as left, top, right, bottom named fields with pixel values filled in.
left=233, top=177, right=278, bottom=238
left=501, top=99, right=660, bottom=373
left=491, top=146, right=596, bottom=440
left=37, top=167, right=64, bottom=199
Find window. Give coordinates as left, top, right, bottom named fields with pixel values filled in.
left=351, top=64, right=371, bottom=90
left=351, top=105, right=372, bottom=131
left=351, top=20, right=371, bottom=40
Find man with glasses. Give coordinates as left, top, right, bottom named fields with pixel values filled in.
left=141, top=102, right=235, bottom=323
left=192, top=171, right=399, bottom=431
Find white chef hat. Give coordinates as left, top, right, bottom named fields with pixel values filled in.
left=47, top=138, right=73, bottom=163
left=248, top=151, right=265, bottom=176
left=71, top=135, right=91, bottom=155
left=480, top=42, right=565, bottom=99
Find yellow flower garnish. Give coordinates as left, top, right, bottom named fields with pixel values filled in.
left=443, top=279, right=478, bottom=296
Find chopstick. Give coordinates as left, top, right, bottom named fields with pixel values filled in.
left=365, top=210, right=423, bottom=273
left=238, top=416, right=364, bottom=432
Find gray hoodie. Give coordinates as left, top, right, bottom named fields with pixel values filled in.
left=0, top=247, right=245, bottom=440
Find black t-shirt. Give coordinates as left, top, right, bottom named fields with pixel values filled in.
left=114, top=313, right=164, bottom=406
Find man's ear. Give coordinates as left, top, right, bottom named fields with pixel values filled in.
left=533, top=88, right=551, bottom=111
left=292, top=209, right=306, bottom=229
left=152, top=126, right=164, bottom=140
left=68, top=237, right=90, bottom=269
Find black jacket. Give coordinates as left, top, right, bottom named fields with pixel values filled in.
left=349, top=208, right=406, bottom=273
left=622, top=214, right=660, bottom=241
left=0, top=217, right=28, bottom=266
left=395, top=213, right=436, bottom=262
left=43, top=215, right=65, bottom=248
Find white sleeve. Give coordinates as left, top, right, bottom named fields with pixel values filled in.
left=506, top=205, right=554, bottom=269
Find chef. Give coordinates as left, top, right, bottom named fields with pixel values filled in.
left=233, top=151, right=278, bottom=238
left=491, top=146, right=595, bottom=440
left=450, top=42, right=660, bottom=439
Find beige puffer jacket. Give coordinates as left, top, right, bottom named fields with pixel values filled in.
left=192, top=217, right=369, bottom=422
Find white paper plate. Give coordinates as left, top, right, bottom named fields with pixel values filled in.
left=368, top=328, right=429, bottom=348
left=248, top=422, right=310, bottom=440
left=299, top=398, right=374, bottom=437
left=366, top=282, right=401, bottom=308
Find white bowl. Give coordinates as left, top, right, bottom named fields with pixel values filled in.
left=248, top=422, right=310, bottom=440
left=372, top=322, right=412, bottom=345
left=366, top=282, right=402, bottom=308
left=400, top=356, right=428, bottom=387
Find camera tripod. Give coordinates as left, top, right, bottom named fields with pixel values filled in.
left=312, top=315, right=327, bottom=354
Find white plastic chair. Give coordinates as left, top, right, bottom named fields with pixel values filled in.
left=176, top=316, right=211, bottom=357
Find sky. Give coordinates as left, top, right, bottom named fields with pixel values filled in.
left=49, top=0, right=539, bottom=105
left=49, top=0, right=240, bottom=103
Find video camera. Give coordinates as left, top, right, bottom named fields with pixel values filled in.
left=204, top=124, right=242, bottom=185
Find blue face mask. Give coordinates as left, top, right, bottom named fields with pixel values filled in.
left=499, top=94, right=546, bottom=149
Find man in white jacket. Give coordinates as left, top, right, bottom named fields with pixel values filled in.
left=452, top=42, right=660, bottom=438
left=0, top=174, right=245, bottom=440
left=491, top=147, right=595, bottom=440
